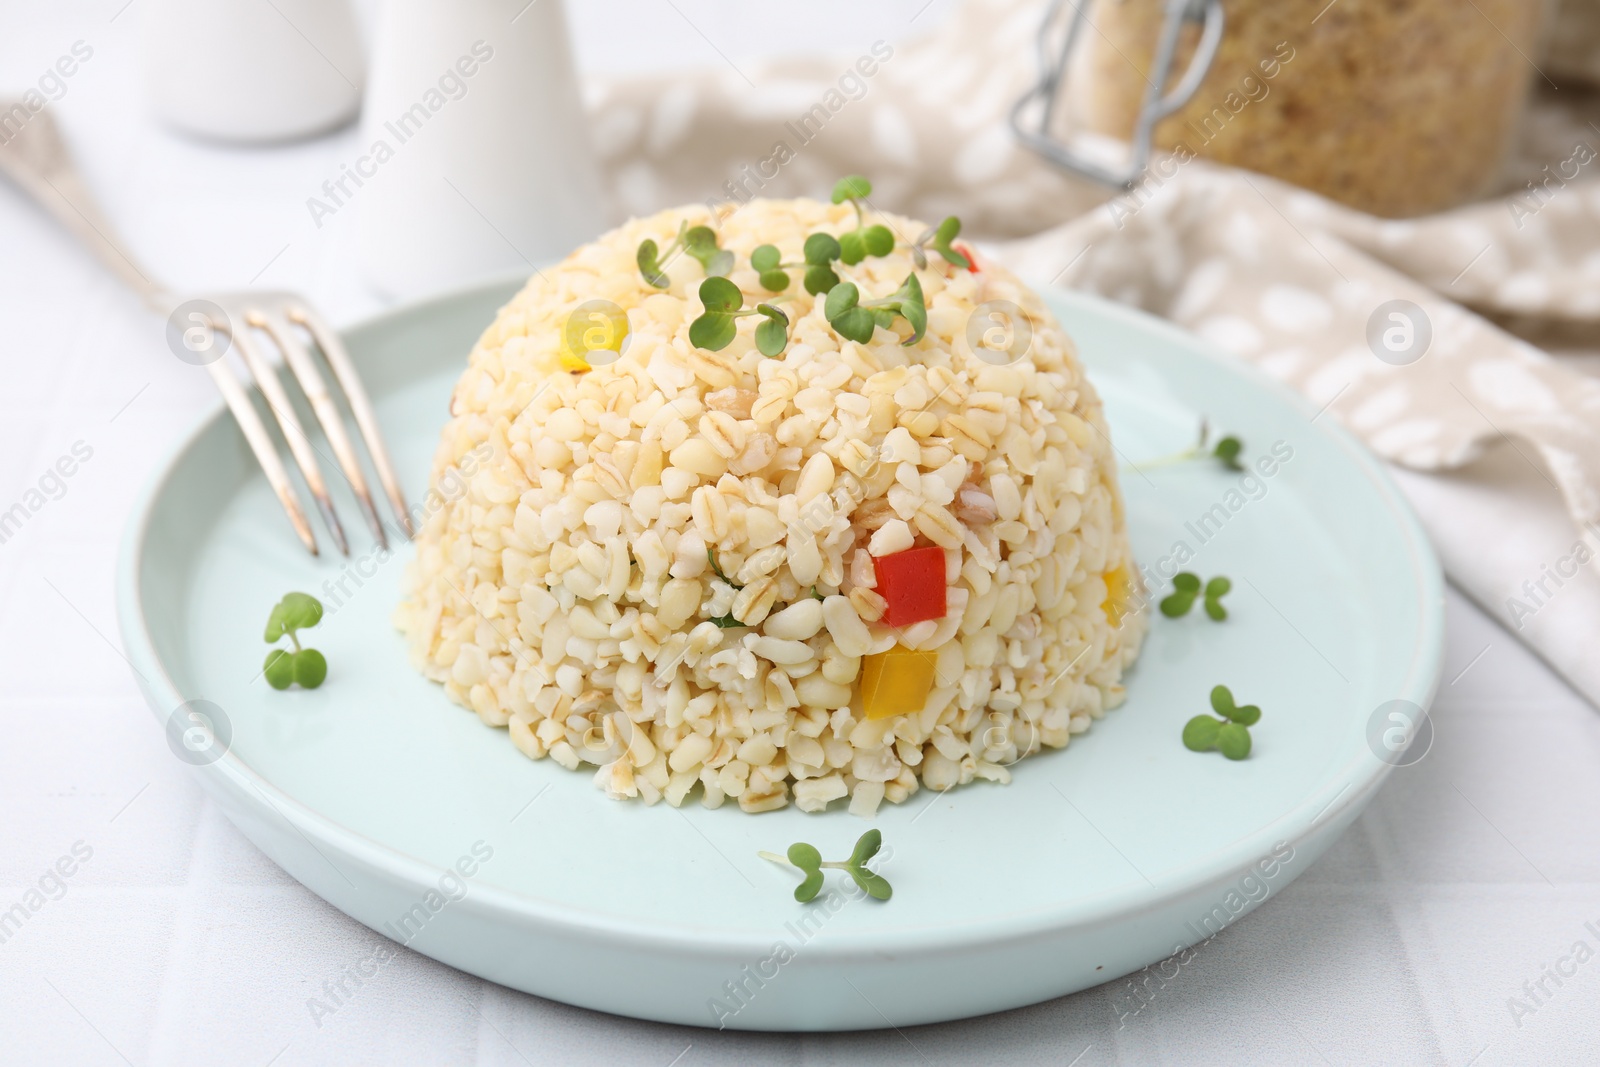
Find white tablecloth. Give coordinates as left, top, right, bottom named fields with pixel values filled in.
left=3, top=4, right=1599, bottom=1064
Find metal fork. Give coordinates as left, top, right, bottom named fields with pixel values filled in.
left=0, top=105, right=411, bottom=556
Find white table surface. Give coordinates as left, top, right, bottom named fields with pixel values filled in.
left=4, top=3, right=1600, bottom=1065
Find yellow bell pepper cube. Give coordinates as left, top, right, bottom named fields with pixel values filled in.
left=559, top=300, right=631, bottom=372
left=1102, top=564, right=1134, bottom=627
left=860, top=645, right=939, bottom=721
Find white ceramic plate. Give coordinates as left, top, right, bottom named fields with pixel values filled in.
left=117, top=278, right=1443, bottom=1031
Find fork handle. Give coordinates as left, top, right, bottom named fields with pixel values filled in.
left=0, top=102, right=175, bottom=314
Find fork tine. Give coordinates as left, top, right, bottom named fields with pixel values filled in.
left=291, top=305, right=415, bottom=538
left=203, top=354, right=319, bottom=556
left=256, top=309, right=388, bottom=550
left=229, top=321, right=350, bottom=556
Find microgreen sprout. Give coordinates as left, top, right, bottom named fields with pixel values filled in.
left=1202, top=576, right=1231, bottom=620
left=802, top=232, right=842, bottom=295
left=1159, top=572, right=1232, bottom=620
left=824, top=274, right=926, bottom=347
left=829, top=176, right=896, bottom=267
left=1183, top=684, right=1260, bottom=760
left=707, top=547, right=742, bottom=589
left=687, top=277, right=792, bottom=356
left=759, top=829, right=892, bottom=902
left=910, top=216, right=971, bottom=271
left=750, top=244, right=790, bottom=292
left=262, top=592, right=327, bottom=690
left=636, top=223, right=733, bottom=289
left=1212, top=434, right=1244, bottom=470
left=1135, top=419, right=1247, bottom=473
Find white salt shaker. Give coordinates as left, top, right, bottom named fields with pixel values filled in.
left=143, top=0, right=364, bottom=142
left=356, top=0, right=604, bottom=300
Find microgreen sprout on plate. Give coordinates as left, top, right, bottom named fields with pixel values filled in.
left=760, top=829, right=892, bottom=902
left=263, top=592, right=327, bottom=690
left=1160, top=573, right=1232, bottom=620
left=1136, top=418, right=1246, bottom=473
left=1183, top=685, right=1260, bottom=760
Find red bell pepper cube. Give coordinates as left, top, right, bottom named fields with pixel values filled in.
left=872, top=545, right=947, bottom=627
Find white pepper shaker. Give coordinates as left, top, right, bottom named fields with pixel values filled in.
left=143, top=0, right=364, bottom=143
left=356, top=0, right=604, bottom=300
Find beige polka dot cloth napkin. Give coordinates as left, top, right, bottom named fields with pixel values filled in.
left=587, top=0, right=1600, bottom=704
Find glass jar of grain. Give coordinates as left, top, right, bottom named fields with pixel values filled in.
left=1075, top=0, right=1554, bottom=217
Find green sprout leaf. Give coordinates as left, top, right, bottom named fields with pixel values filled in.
left=825, top=282, right=876, bottom=343
left=804, top=232, right=841, bottom=265
left=264, top=606, right=288, bottom=643
left=850, top=867, right=894, bottom=900
left=1183, top=715, right=1221, bottom=752
left=754, top=303, right=790, bottom=357
left=688, top=277, right=743, bottom=351
left=293, top=648, right=328, bottom=689
left=709, top=614, right=748, bottom=629
left=824, top=282, right=859, bottom=319
left=788, top=842, right=822, bottom=869
left=1159, top=591, right=1195, bottom=618
left=281, top=591, right=322, bottom=629
left=801, top=233, right=843, bottom=295
left=1211, top=684, right=1261, bottom=726
left=1203, top=576, right=1232, bottom=621
left=697, top=276, right=742, bottom=313
left=751, top=244, right=791, bottom=291
left=263, top=648, right=295, bottom=690
left=886, top=273, right=926, bottom=346
left=787, top=842, right=824, bottom=901
left=751, top=244, right=781, bottom=272
left=264, top=591, right=322, bottom=642
left=838, top=229, right=866, bottom=266
left=801, top=264, right=837, bottom=296
left=688, top=312, right=736, bottom=351
left=862, top=225, right=895, bottom=258
left=1217, top=723, right=1253, bottom=760
left=1213, top=435, right=1244, bottom=470
left=636, top=238, right=670, bottom=288
left=934, top=216, right=968, bottom=266
left=849, top=829, right=882, bottom=866
left=832, top=175, right=872, bottom=204
left=683, top=225, right=734, bottom=277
